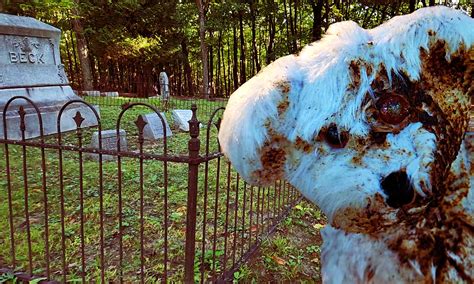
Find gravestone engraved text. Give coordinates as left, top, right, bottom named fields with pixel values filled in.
left=7, top=37, right=46, bottom=64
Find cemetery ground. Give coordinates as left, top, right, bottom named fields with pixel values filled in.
left=0, top=96, right=326, bottom=282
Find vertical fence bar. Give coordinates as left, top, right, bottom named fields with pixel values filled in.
left=184, top=104, right=200, bottom=283
left=255, top=187, right=261, bottom=241
left=248, top=186, right=254, bottom=250
left=117, top=127, right=124, bottom=284
left=163, top=122, right=169, bottom=282
left=240, top=182, right=247, bottom=258
left=266, top=186, right=270, bottom=229
left=39, top=120, right=50, bottom=279
left=222, top=162, right=232, bottom=273
left=18, top=107, right=33, bottom=275
left=97, top=121, right=105, bottom=284
left=277, top=180, right=282, bottom=216
left=199, top=122, right=213, bottom=283
left=73, top=111, right=86, bottom=283
left=3, top=113, right=16, bottom=269
left=211, top=156, right=221, bottom=280
left=232, top=175, right=240, bottom=267
left=272, top=181, right=278, bottom=225
left=57, top=118, right=67, bottom=283
left=260, top=187, right=265, bottom=234
left=135, top=115, right=147, bottom=284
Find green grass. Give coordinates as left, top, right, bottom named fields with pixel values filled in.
left=241, top=200, right=326, bottom=282
left=0, top=96, right=302, bottom=282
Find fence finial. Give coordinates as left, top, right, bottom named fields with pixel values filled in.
left=73, top=111, right=85, bottom=128
left=189, top=104, right=200, bottom=138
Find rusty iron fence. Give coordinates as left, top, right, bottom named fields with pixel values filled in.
left=80, top=91, right=228, bottom=119
left=0, top=96, right=301, bottom=283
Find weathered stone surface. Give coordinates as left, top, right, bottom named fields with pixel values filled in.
left=92, top=105, right=100, bottom=118
left=142, top=112, right=172, bottom=140
left=89, top=129, right=127, bottom=161
left=0, top=13, right=97, bottom=140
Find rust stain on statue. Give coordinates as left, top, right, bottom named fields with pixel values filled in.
left=253, top=126, right=290, bottom=185
left=276, top=81, right=291, bottom=116
left=295, top=136, right=313, bottom=153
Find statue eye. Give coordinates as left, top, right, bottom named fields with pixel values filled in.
left=325, top=124, right=349, bottom=148
left=376, top=94, right=410, bottom=125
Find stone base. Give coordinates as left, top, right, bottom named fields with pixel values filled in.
left=0, top=85, right=98, bottom=140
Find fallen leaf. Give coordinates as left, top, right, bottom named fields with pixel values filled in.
left=313, top=223, right=325, bottom=230
left=272, top=255, right=286, bottom=265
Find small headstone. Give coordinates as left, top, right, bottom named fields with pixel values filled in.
left=82, top=90, right=100, bottom=97
left=89, top=129, right=127, bottom=161
left=142, top=112, right=172, bottom=140
left=102, top=91, right=118, bottom=97
left=171, top=109, right=201, bottom=132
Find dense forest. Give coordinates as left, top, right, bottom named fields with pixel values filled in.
left=1, top=0, right=473, bottom=98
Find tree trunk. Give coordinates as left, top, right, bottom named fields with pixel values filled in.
left=196, top=0, right=209, bottom=97
left=69, top=29, right=80, bottom=84
left=90, top=53, right=98, bottom=88
left=217, top=31, right=222, bottom=96
left=324, top=0, right=330, bottom=30
left=209, top=31, right=214, bottom=96
left=289, top=0, right=297, bottom=52
left=224, top=35, right=230, bottom=96
left=250, top=0, right=261, bottom=73
left=238, top=12, right=246, bottom=85
left=309, top=0, right=324, bottom=42
left=232, top=25, right=239, bottom=91
left=71, top=2, right=93, bottom=91
left=409, top=0, right=416, bottom=12
left=282, top=0, right=292, bottom=53
left=471, top=1, right=474, bottom=18
left=181, top=39, right=193, bottom=96
left=429, top=0, right=435, bottom=6
left=64, top=32, right=75, bottom=87
left=266, top=3, right=276, bottom=65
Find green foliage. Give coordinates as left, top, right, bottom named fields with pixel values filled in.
left=0, top=272, right=17, bottom=284
left=4, top=1, right=471, bottom=96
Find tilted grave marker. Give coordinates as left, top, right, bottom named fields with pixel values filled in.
left=142, top=112, right=172, bottom=140
left=171, top=109, right=194, bottom=132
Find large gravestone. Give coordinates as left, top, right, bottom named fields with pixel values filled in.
left=142, top=112, right=172, bottom=140
left=0, top=13, right=97, bottom=140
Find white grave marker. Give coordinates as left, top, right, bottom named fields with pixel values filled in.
left=142, top=112, right=172, bottom=140
left=171, top=109, right=194, bottom=132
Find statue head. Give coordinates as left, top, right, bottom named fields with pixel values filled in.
left=219, top=6, right=473, bottom=282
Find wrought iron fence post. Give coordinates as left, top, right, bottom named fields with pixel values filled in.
left=184, top=104, right=201, bottom=283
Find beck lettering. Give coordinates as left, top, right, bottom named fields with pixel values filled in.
left=8, top=52, right=45, bottom=64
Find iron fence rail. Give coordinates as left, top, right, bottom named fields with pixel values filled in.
left=0, top=96, right=300, bottom=283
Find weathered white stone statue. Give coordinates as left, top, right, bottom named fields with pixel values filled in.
left=0, top=13, right=97, bottom=140
left=219, top=7, right=473, bottom=283
left=159, top=68, right=170, bottom=101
